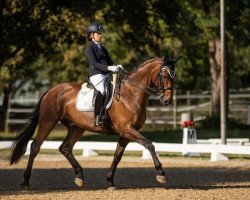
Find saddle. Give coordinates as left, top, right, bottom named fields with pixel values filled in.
left=76, top=74, right=117, bottom=112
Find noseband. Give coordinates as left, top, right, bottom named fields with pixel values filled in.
left=154, top=65, right=176, bottom=93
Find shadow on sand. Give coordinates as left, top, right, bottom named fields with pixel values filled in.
left=0, top=166, right=249, bottom=195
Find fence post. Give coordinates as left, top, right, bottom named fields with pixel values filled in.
left=187, top=90, right=191, bottom=115
left=210, top=144, right=228, bottom=162
left=247, top=106, right=250, bottom=125
left=24, top=141, right=32, bottom=155
left=173, top=90, right=177, bottom=129
left=141, top=149, right=151, bottom=159
left=4, top=93, right=12, bottom=133
left=82, top=148, right=98, bottom=157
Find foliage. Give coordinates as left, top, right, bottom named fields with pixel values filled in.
left=0, top=0, right=249, bottom=130
left=1, top=0, right=249, bottom=93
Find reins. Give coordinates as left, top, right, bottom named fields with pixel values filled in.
left=115, top=69, right=163, bottom=99
left=114, top=56, right=180, bottom=100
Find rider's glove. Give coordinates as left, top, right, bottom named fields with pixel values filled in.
left=107, top=65, right=120, bottom=72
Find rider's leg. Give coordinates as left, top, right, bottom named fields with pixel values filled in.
left=94, top=91, right=104, bottom=126
left=89, top=74, right=107, bottom=126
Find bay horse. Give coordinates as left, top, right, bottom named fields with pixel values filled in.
left=10, top=55, right=179, bottom=189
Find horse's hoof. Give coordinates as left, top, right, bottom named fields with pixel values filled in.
left=20, top=183, right=29, bottom=190
left=108, top=187, right=117, bottom=190
left=156, top=175, right=167, bottom=184
left=74, top=177, right=84, bottom=188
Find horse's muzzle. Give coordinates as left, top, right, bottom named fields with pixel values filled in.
left=163, top=100, right=171, bottom=105
left=160, top=97, right=172, bottom=105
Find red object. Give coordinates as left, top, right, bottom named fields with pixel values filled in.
left=180, top=120, right=195, bottom=129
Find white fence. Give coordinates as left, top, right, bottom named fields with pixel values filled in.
left=1, top=140, right=250, bottom=162
left=197, top=138, right=250, bottom=145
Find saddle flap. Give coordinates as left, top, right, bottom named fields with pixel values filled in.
left=76, top=73, right=117, bottom=112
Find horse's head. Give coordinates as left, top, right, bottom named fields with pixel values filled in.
left=153, top=55, right=181, bottom=105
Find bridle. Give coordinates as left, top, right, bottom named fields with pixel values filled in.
left=154, top=65, right=176, bottom=93
left=151, top=56, right=180, bottom=98
left=116, top=62, right=176, bottom=99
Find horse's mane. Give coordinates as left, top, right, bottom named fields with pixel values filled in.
left=129, top=57, right=162, bottom=75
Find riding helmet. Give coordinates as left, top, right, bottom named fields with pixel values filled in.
left=86, top=22, right=104, bottom=35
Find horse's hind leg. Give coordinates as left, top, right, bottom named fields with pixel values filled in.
left=59, top=124, right=84, bottom=188
left=21, top=120, right=58, bottom=189
left=106, top=137, right=130, bottom=189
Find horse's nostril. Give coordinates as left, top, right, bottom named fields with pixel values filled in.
left=165, top=101, right=170, bottom=105
left=164, top=98, right=173, bottom=105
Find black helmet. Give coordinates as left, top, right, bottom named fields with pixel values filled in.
left=86, top=22, right=104, bottom=35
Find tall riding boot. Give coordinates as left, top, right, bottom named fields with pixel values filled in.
left=94, top=92, right=104, bottom=127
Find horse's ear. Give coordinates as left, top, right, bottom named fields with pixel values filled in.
left=163, top=55, right=170, bottom=64
left=174, top=56, right=182, bottom=64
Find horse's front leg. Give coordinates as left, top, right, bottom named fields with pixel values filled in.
left=106, top=137, right=130, bottom=189
left=124, top=127, right=167, bottom=184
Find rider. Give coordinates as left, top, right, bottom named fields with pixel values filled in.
left=85, top=22, right=123, bottom=127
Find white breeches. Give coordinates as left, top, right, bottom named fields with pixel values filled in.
left=89, top=74, right=107, bottom=95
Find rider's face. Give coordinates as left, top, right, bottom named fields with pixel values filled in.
left=92, top=32, right=102, bottom=42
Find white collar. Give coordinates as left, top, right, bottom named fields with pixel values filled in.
left=93, top=41, right=101, bottom=46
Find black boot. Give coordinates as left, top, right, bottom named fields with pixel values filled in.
left=94, top=92, right=104, bottom=127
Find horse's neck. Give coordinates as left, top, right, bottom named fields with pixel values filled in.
left=130, top=68, right=150, bottom=88
left=129, top=60, right=160, bottom=89
left=125, top=61, right=160, bottom=106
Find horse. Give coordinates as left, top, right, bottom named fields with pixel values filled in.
left=9, top=55, right=180, bottom=190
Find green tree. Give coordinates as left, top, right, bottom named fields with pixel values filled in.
left=167, top=0, right=249, bottom=116
left=1, top=0, right=249, bottom=131
left=0, top=0, right=87, bottom=130
left=0, top=0, right=38, bottom=130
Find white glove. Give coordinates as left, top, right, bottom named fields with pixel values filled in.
left=107, top=65, right=119, bottom=72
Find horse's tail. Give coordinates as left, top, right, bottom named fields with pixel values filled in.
left=9, top=92, right=47, bottom=165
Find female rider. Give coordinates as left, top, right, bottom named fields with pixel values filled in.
left=85, top=22, right=123, bottom=127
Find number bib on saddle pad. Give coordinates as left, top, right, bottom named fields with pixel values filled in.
left=76, top=74, right=117, bottom=111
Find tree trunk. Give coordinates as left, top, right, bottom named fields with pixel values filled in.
left=208, top=38, right=221, bottom=116
left=0, top=83, right=12, bottom=131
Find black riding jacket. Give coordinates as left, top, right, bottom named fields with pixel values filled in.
left=85, top=41, right=113, bottom=77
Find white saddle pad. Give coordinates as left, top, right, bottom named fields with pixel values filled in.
left=76, top=74, right=117, bottom=111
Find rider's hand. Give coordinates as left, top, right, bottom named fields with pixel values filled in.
left=107, top=65, right=119, bottom=72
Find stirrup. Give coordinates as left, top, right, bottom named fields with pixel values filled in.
left=94, top=116, right=104, bottom=127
